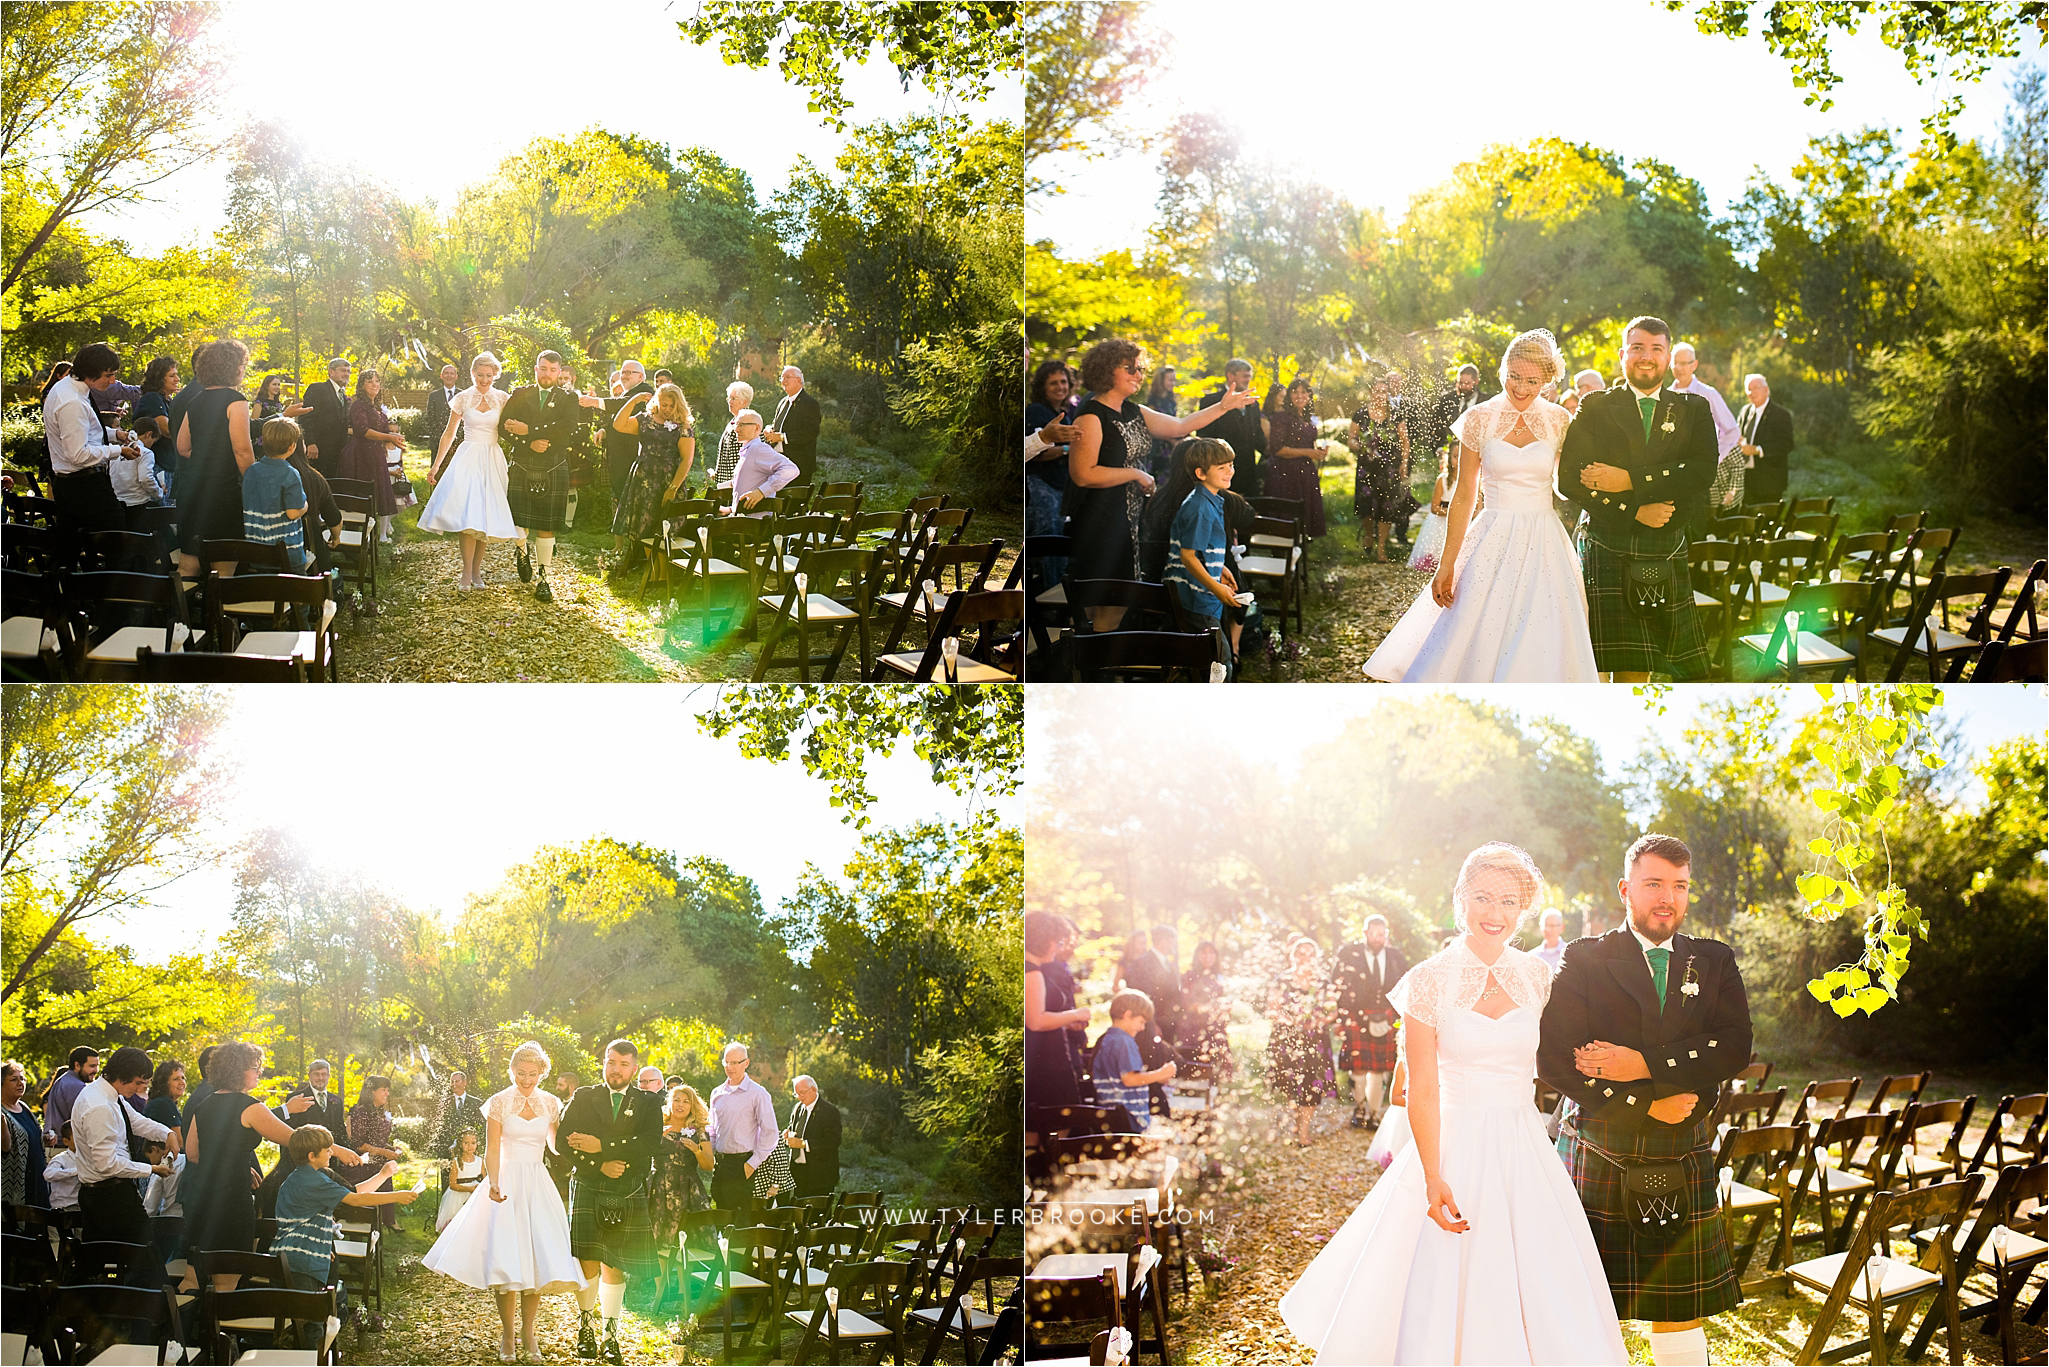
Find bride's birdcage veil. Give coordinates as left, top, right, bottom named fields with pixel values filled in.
left=1452, top=842, right=1545, bottom=934
left=470, top=351, right=502, bottom=375
left=1497, top=329, right=1565, bottom=390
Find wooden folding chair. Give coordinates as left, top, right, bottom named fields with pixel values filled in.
left=86, top=528, right=170, bottom=574
left=1880, top=1097, right=1977, bottom=1190
left=1239, top=515, right=1304, bottom=635
left=1965, top=1093, right=2047, bottom=1177
left=751, top=544, right=887, bottom=681
left=672, top=516, right=772, bottom=647
left=207, top=1284, right=340, bottom=1365
left=780, top=1258, right=904, bottom=1365
left=1704, top=513, right=1758, bottom=549
left=1823, top=530, right=1895, bottom=586
left=208, top=571, right=338, bottom=682
left=1907, top=1160, right=2048, bottom=1365
left=137, top=645, right=305, bottom=682
left=1715, top=1085, right=1788, bottom=1138
left=876, top=539, right=1004, bottom=661
left=1, top=567, right=76, bottom=681
left=1687, top=537, right=1746, bottom=676
left=1742, top=500, right=1788, bottom=537
left=697, top=1223, right=795, bottom=1361
left=328, top=490, right=377, bottom=617
left=65, top=570, right=203, bottom=680
left=911, top=1254, right=1013, bottom=1364
left=1792, top=1078, right=1864, bottom=1128
left=1786, top=1174, right=1982, bottom=1365
left=1870, top=567, right=2012, bottom=681
left=1714, top=1122, right=1807, bottom=1291
left=1733, top=580, right=1871, bottom=681
left=636, top=498, right=715, bottom=594
left=875, top=589, right=1022, bottom=681
left=1865, top=1072, right=1931, bottom=1116
left=42, top=1284, right=184, bottom=1367
left=1070, top=629, right=1225, bottom=683
left=1023, top=1268, right=1121, bottom=1364
left=1790, top=496, right=1837, bottom=518
left=1782, top=510, right=1840, bottom=546
left=1793, top=1110, right=1896, bottom=1256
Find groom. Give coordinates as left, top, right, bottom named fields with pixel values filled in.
left=1538, top=834, right=1751, bottom=1367
left=1558, top=316, right=1719, bottom=681
left=501, top=350, right=603, bottom=601
left=560, top=1039, right=663, bottom=1364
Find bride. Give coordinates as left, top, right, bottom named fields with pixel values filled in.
left=1364, top=330, right=1598, bottom=682
left=420, top=352, right=518, bottom=590
left=1279, top=844, right=1626, bottom=1365
left=423, top=1040, right=587, bottom=1363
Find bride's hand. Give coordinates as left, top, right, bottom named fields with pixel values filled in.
left=1430, top=565, right=1455, bottom=607
left=489, top=1184, right=506, bottom=1202
left=1579, top=461, right=1630, bottom=493
left=1425, top=1174, right=1469, bottom=1233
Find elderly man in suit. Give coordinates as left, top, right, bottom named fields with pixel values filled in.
left=425, top=365, right=462, bottom=456
left=257, top=1057, right=358, bottom=1218
left=299, top=358, right=353, bottom=473
left=1326, top=915, right=1410, bottom=1128
left=764, top=365, right=823, bottom=485
left=783, top=1075, right=842, bottom=1201
left=1735, top=374, right=1795, bottom=505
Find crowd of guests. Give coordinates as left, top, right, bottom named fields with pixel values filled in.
left=1026, top=337, right=1793, bottom=666
left=24, top=340, right=830, bottom=603
left=0, top=1036, right=846, bottom=1313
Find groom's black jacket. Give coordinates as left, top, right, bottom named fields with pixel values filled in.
left=501, top=384, right=583, bottom=471
left=1537, top=928, right=1750, bottom=1135
left=558, top=1084, right=663, bottom=1195
left=1557, top=382, right=1718, bottom=557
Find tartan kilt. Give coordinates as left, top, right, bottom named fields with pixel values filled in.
left=1335, top=1013, right=1399, bottom=1072
left=567, top=1176, right=658, bottom=1279
left=507, top=457, right=571, bottom=533
left=1562, top=1103, right=1740, bottom=1323
left=1580, top=532, right=1711, bottom=680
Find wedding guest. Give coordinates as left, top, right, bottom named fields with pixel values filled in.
left=437, top=1128, right=485, bottom=1232
left=608, top=382, right=694, bottom=563
left=431, top=1070, right=487, bottom=1159
left=1326, top=916, right=1408, bottom=1129
left=637, top=1066, right=665, bottom=1092
left=653, top=369, right=674, bottom=387
left=35, top=360, right=72, bottom=404
left=1573, top=369, right=1606, bottom=401
left=44, top=346, right=142, bottom=536
left=259, top=1057, right=352, bottom=1218
left=706, top=1042, right=777, bottom=1210
left=1351, top=381, right=1411, bottom=563
left=1142, top=364, right=1180, bottom=475
left=764, top=366, right=822, bottom=485
left=1268, top=937, right=1336, bottom=1146
left=111, top=420, right=168, bottom=519
left=1026, top=360, right=1079, bottom=580
left=340, top=1075, right=404, bottom=1229
left=1092, top=991, right=1175, bottom=1132
left=275, top=1125, right=419, bottom=1310
left=784, top=1075, right=840, bottom=1201
left=72, top=1046, right=176, bottom=1250
left=245, top=416, right=311, bottom=570
left=1161, top=438, right=1245, bottom=666
left=555, top=1071, right=581, bottom=1103
left=144, top=1138, right=184, bottom=1263
left=43, top=1125, right=81, bottom=1212
left=299, top=358, right=353, bottom=472
left=341, top=371, right=407, bottom=550
left=426, top=364, right=463, bottom=460
left=249, top=373, right=306, bottom=446
left=1, top=1060, right=50, bottom=1209
left=1065, top=338, right=1258, bottom=628
left=650, top=1085, right=712, bottom=1307
left=183, top=1040, right=301, bottom=1287
left=1200, top=360, right=1267, bottom=493
left=601, top=360, right=654, bottom=513
left=135, top=357, right=179, bottom=484
left=184, top=1046, right=220, bottom=1133
left=1434, top=364, right=1486, bottom=446
left=712, top=381, right=755, bottom=489
left=729, top=410, right=798, bottom=514
left=1264, top=377, right=1328, bottom=541
left=1180, top=941, right=1233, bottom=1072
left=290, top=438, right=344, bottom=577
left=1025, top=912, right=1090, bottom=1137
left=145, top=1058, right=187, bottom=1131
left=1669, top=343, right=1744, bottom=521
left=1533, top=909, right=1568, bottom=972
left=42, top=1046, right=99, bottom=1140
left=173, top=338, right=256, bottom=581
left=1736, top=372, right=1794, bottom=505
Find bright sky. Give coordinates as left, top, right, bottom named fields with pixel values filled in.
left=110, top=686, right=1021, bottom=964
left=1033, top=0, right=2040, bottom=258
left=109, top=0, right=1024, bottom=256
left=1027, top=684, right=2047, bottom=820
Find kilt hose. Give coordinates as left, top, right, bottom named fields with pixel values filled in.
left=1336, top=1011, right=1399, bottom=1072
left=1579, top=530, right=1711, bottom=680
left=507, top=456, right=571, bottom=533
left=567, top=1173, right=658, bottom=1280
left=711, top=1151, right=753, bottom=1211
left=1562, top=1102, right=1739, bottom=1323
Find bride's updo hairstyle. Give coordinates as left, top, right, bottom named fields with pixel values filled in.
left=1497, top=329, right=1565, bottom=390
left=471, top=351, right=502, bottom=376
left=507, top=1039, right=550, bottom=1082
left=1451, top=842, right=1544, bottom=935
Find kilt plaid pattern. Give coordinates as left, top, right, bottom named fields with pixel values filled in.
left=507, top=457, right=571, bottom=533
left=1562, top=1103, right=1739, bottom=1323
left=568, top=1176, right=658, bottom=1279
left=1336, top=1013, right=1399, bottom=1072
left=1579, top=531, right=1712, bottom=680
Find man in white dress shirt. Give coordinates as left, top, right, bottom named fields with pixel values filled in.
left=706, top=1041, right=778, bottom=1209
left=1668, top=343, right=1743, bottom=525
left=72, top=1046, right=175, bottom=1251
left=43, top=343, right=144, bottom=536
left=1533, top=909, right=1568, bottom=972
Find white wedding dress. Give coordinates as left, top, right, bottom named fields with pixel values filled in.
left=1280, top=942, right=1625, bottom=1365
left=422, top=1087, right=586, bottom=1295
left=1364, top=397, right=1598, bottom=682
left=418, top=386, right=518, bottom=539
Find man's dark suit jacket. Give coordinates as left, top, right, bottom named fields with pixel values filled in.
left=771, top=388, right=823, bottom=482
left=256, top=1087, right=350, bottom=1216
left=300, top=378, right=353, bottom=469
left=1327, top=941, right=1411, bottom=1020
left=787, top=1096, right=841, bottom=1197
left=1536, top=928, right=1751, bottom=1135
left=557, top=1083, right=664, bottom=1196
left=1738, top=400, right=1795, bottom=505
left=426, top=384, right=461, bottom=454
left=1558, top=383, right=1718, bottom=557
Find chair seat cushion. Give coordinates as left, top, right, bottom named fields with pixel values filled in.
left=878, top=590, right=946, bottom=615
left=1736, top=630, right=1854, bottom=667
left=87, top=622, right=196, bottom=662
left=337, top=529, right=364, bottom=547
left=783, top=1308, right=891, bottom=1337
left=1, top=615, right=57, bottom=659
left=757, top=593, right=859, bottom=621
left=1789, top=1165, right=1875, bottom=1195
left=671, top=556, right=749, bottom=578
left=875, top=652, right=1014, bottom=682
left=332, top=1239, right=370, bottom=1258
left=910, top=1304, right=999, bottom=1330
left=1036, top=582, right=1067, bottom=605
left=1692, top=590, right=1721, bottom=609
left=233, top=631, right=314, bottom=663
left=1248, top=533, right=1292, bottom=548
left=1786, top=1249, right=1941, bottom=1301
left=1896, top=1152, right=1953, bottom=1179
left=1912, top=1218, right=2049, bottom=1265
left=1240, top=550, right=1296, bottom=577
left=1754, top=581, right=1790, bottom=605
left=1727, top=1180, right=1778, bottom=1212
left=1869, top=622, right=1977, bottom=654
left=235, top=1350, right=319, bottom=1364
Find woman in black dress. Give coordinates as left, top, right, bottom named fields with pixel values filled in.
left=1267, top=937, right=1336, bottom=1146
left=181, top=1040, right=304, bottom=1289
left=134, top=357, right=179, bottom=493
left=1264, top=378, right=1328, bottom=540
left=1065, top=337, right=1260, bottom=630
left=1180, top=940, right=1234, bottom=1075
left=649, top=1084, right=713, bottom=1306
left=144, top=1059, right=186, bottom=1132
left=172, top=338, right=256, bottom=579
left=1350, top=380, right=1411, bottom=562
left=608, top=383, right=696, bottom=564
left=1025, top=912, right=1092, bottom=1137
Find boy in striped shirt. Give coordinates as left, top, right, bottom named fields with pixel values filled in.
left=244, top=415, right=310, bottom=569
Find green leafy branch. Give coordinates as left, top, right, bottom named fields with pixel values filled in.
left=1797, top=682, right=1945, bottom=1017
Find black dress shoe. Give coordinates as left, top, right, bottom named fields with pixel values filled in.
left=534, top=572, right=554, bottom=603
left=1348, top=1109, right=1369, bottom=1129
left=516, top=547, right=533, bottom=582
left=601, top=1322, right=624, bottom=1366
left=575, top=1310, right=598, bottom=1359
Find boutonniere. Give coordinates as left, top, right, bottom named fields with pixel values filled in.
left=1658, top=401, right=1676, bottom=434
left=1679, top=955, right=1700, bottom=997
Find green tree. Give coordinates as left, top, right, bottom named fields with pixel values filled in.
left=2, top=686, right=233, bottom=1003
left=1024, top=0, right=1166, bottom=193
left=678, top=1, right=1022, bottom=132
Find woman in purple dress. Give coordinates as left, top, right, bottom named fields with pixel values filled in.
left=1264, top=378, right=1327, bottom=539
left=340, top=371, right=408, bottom=551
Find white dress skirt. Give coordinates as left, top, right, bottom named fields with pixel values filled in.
left=1279, top=1003, right=1625, bottom=1365
left=418, top=388, right=518, bottom=540
left=422, top=1092, right=586, bottom=1295
left=1406, top=512, right=1448, bottom=572
left=436, top=1155, right=485, bottom=1232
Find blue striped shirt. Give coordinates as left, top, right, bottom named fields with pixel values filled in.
left=242, top=457, right=307, bottom=568
left=1162, top=485, right=1227, bottom=620
left=1091, top=1026, right=1151, bottom=1128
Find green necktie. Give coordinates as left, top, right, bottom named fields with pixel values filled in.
left=1637, top=393, right=1656, bottom=441
left=1647, top=946, right=1671, bottom=1009
left=611, top=1090, right=624, bottom=1119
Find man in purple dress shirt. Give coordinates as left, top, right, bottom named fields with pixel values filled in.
left=1669, top=343, right=1743, bottom=525
left=728, top=411, right=800, bottom=516
left=706, top=1041, right=778, bottom=1209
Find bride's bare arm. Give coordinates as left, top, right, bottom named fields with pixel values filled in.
left=1429, top=443, right=1484, bottom=608
left=486, top=1114, right=505, bottom=1200
left=1407, top=1019, right=1469, bottom=1233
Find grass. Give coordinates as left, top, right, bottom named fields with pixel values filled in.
left=330, top=443, right=1014, bottom=683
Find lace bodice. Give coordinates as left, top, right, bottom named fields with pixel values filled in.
left=1390, top=939, right=1553, bottom=1029
left=454, top=387, right=506, bottom=446
left=1451, top=397, right=1571, bottom=513
left=1391, top=941, right=1554, bottom=1108
left=485, top=1086, right=559, bottom=1162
